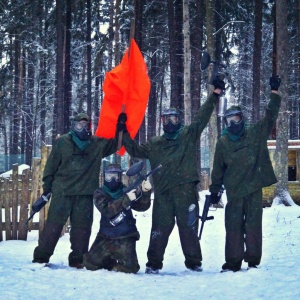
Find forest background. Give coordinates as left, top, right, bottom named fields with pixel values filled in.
left=0, top=0, right=298, bottom=205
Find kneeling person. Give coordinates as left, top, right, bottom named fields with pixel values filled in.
left=83, top=164, right=152, bottom=273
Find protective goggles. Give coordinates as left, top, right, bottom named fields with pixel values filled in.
left=104, top=172, right=120, bottom=182
left=162, top=115, right=180, bottom=125
left=225, top=115, right=242, bottom=127
left=73, top=121, right=91, bottom=132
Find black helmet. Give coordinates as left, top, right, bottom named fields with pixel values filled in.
left=224, top=106, right=242, bottom=117
left=161, top=108, right=181, bottom=133
left=103, top=164, right=123, bottom=191
left=71, top=113, right=92, bottom=141
left=224, top=106, right=244, bottom=135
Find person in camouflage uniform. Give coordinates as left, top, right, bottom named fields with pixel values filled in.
left=209, top=75, right=282, bottom=272
left=32, top=113, right=118, bottom=268
left=83, top=164, right=152, bottom=273
left=119, top=78, right=225, bottom=273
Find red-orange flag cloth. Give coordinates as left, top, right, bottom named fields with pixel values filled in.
left=95, top=38, right=150, bottom=156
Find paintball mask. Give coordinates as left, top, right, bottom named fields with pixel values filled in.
left=104, top=164, right=123, bottom=191
left=161, top=108, right=181, bottom=133
left=71, top=113, right=92, bottom=141
left=224, top=106, right=244, bottom=135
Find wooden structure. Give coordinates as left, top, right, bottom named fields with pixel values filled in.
left=262, top=140, right=300, bottom=206
left=0, top=146, right=53, bottom=241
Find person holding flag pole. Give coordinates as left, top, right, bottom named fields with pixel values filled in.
left=95, top=30, right=151, bottom=157
left=120, top=78, right=226, bottom=274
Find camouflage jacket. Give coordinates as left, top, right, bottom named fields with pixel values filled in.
left=42, top=133, right=117, bottom=196
left=209, top=93, right=281, bottom=199
left=123, top=93, right=219, bottom=195
left=94, top=187, right=151, bottom=239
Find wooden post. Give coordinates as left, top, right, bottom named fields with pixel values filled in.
left=0, top=178, right=3, bottom=242
left=39, top=145, right=50, bottom=234
left=28, top=157, right=41, bottom=231
left=18, top=168, right=31, bottom=240
left=296, top=150, right=300, bottom=181
left=11, top=164, right=19, bottom=239
left=4, top=178, right=11, bottom=240
left=42, top=146, right=52, bottom=223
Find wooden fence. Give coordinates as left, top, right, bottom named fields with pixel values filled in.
left=0, top=146, right=53, bottom=241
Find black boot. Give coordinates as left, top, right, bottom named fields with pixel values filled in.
left=69, top=226, right=91, bottom=268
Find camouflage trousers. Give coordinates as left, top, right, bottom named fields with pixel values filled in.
left=83, top=232, right=140, bottom=273
left=225, top=189, right=263, bottom=269
left=146, top=182, right=202, bottom=270
left=33, top=194, right=93, bottom=266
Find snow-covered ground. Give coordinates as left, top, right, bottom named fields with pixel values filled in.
left=1, top=191, right=300, bottom=300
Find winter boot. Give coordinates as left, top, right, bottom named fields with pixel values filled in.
left=69, top=226, right=91, bottom=267
left=145, top=266, right=159, bottom=274
left=220, top=262, right=241, bottom=273
left=247, top=263, right=258, bottom=270
left=188, top=265, right=203, bottom=272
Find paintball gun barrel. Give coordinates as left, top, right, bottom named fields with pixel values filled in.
left=122, top=162, right=162, bottom=194
left=26, top=193, right=52, bottom=224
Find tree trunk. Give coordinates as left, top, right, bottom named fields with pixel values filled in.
left=206, top=0, right=217, bottom=180
left=183, top=0, right=191, bottom=125
left=145, top=2, right=159, bottom=139
left=86, top=0, right=92, bottom=117
left=191, top=0, right=204, bottom=183
left=114, top=0, right=121, bottom=65
left=54, top=0, right=65, bottom=139
left=134, top=0, right=146, bottom=145
left=25, top=49, right=34, bottom=167
left=252, top=0, right=263, bottom=123
left=107, top=0, right=114, bottom=71
left=168, top=0, right=184, bottom=113
left=273, top=0, right=295, bottom=206
left=64, top=0, right=72, bottom=130
left=11, top=39, right=21, bottom=165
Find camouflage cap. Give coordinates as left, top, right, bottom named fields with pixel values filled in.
left=73, top=113, right=91, bottom=122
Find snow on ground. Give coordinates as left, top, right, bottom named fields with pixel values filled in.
left=1, top=191, right=300, bottom=300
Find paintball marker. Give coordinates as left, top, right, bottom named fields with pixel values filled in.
left=122, top=161, right=162, bottom=194
left=110, top=162, right=162, bottom=227
left=198, top=195, right=215, bottom=240
left=186, top=195, right=214, bottom=240
left=201, top=51, right=228, bottom=116
left=201, top=51, right=227, bottom=84
left=26, top=193, right=52, bottom=224
left=187, top=188, right=224, bottom=240
left=198, top=187, right=224, bottom=239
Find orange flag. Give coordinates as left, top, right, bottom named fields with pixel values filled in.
left=95, top=38, right=150, bottom=156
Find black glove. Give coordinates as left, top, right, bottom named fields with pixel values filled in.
left=212, top=77, right=225, bottom=90
left=118, top=112, right=127, bottom=124
left=116, top=113, right=128, bottom=133
left=210, top=193, right=221, bottom=204
left=42, top=189, right=51, bottom=197
left=269, top=75, right=281, bottom=91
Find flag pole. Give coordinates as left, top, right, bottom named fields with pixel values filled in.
left=117, top=17, right=136, bottom=151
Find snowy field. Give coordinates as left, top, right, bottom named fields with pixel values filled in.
left=1, top=191, right=300, bottom=300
